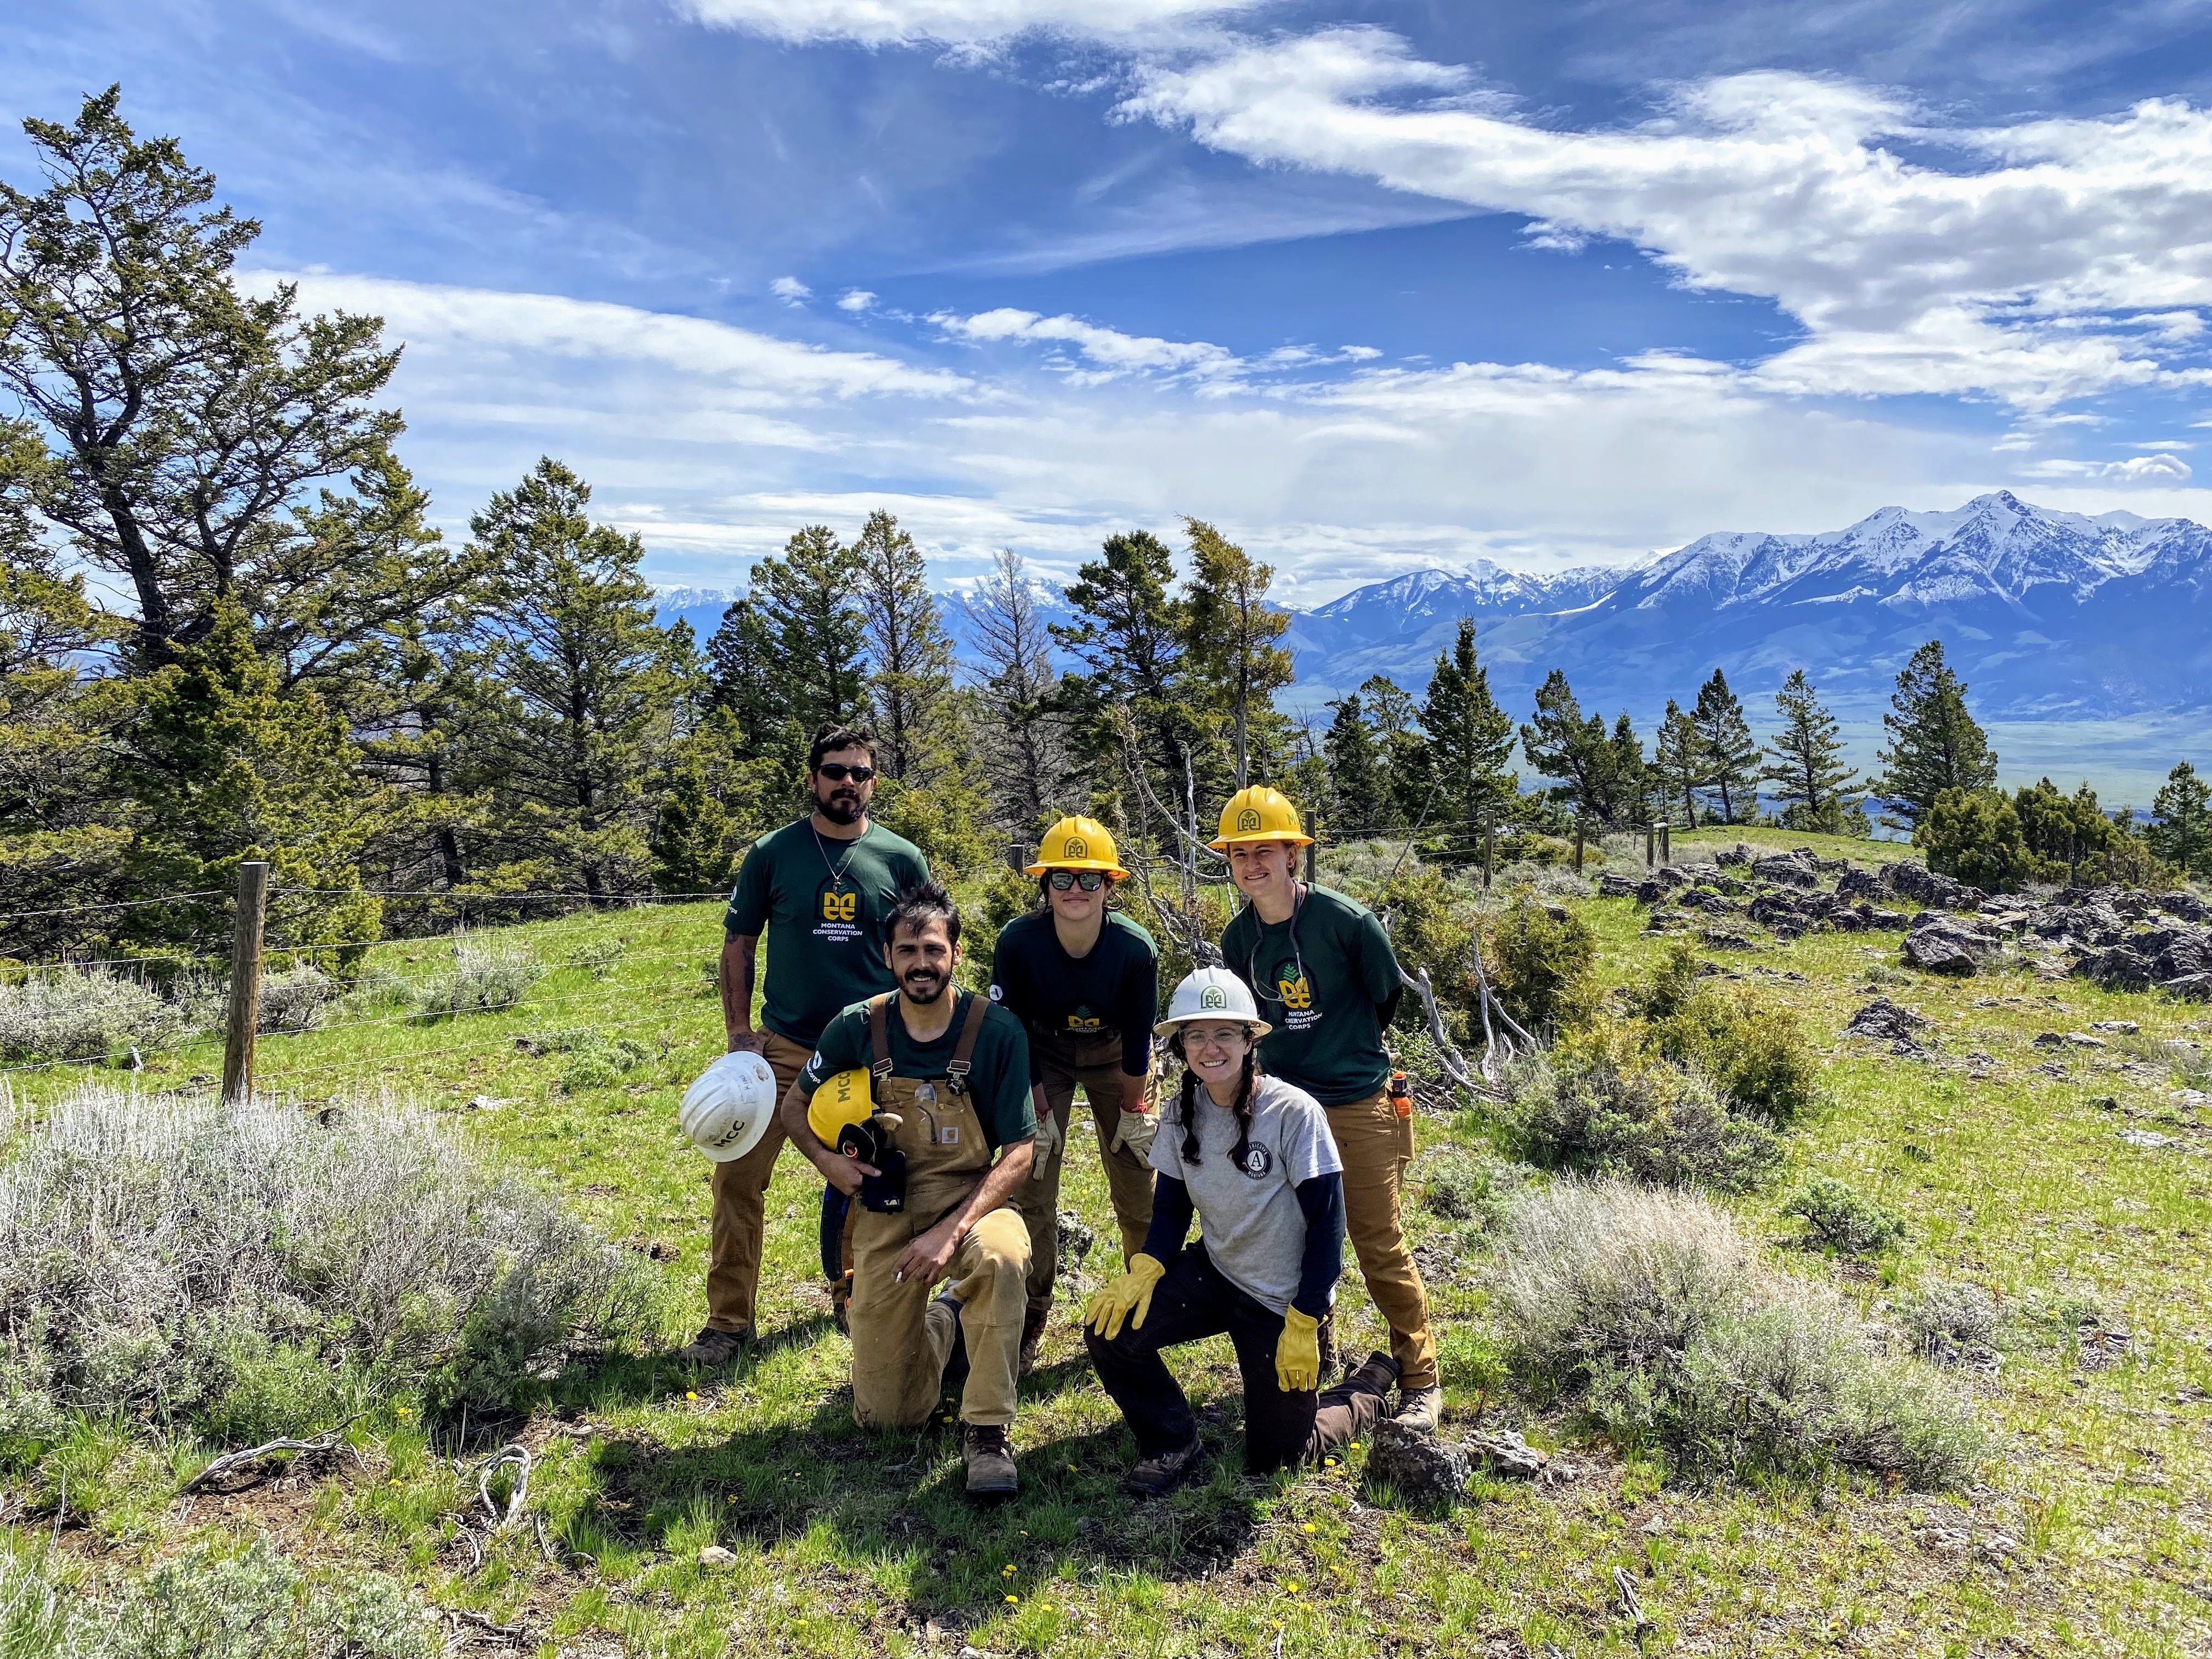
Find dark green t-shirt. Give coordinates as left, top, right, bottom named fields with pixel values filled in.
left=798, top=991, right=1037, bottom=1152
left=1219, top=883, right=1402, bottom=1106
left=988, top=910, right=1159, bottom=1081
left=723, top=816, right=930, bottom=1047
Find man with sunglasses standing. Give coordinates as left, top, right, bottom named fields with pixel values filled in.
left=675, top=725, right=930, bottom=1365
left=1212, top=785, right=1442, bottom=1431
left=987, top=816, right=1159, bottom=1374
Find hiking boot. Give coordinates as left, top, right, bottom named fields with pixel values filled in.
left=1017, top=1305, right=1049, bottom=1376
left=1125, top=1435, right=1204, bottom=1499
left=1392, top=1381, right=1443, bottom=1432
left=961, top=1422, right=1018, bottom=1498
left=673, top=1325, right=752, bottom=1366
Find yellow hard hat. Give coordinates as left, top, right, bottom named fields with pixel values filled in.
left=1209, top=785, right=1313, bottom=851
left=1025, top=814, right=1127, bottom=879
left=806, top=1068, right=873, bottom=1146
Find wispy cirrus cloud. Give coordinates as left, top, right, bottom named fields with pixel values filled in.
left=1120, top=29, right=2212, bottom=410
left=670, top=0, right=1279, bottom=48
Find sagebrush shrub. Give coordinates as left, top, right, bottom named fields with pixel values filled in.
left=1501, top=1026, right=1781, bottom=1192
left=1897, top=1278, right=2000, bottom=1358
left=0, top=1082, right=654, bottom=1448
left=568, top=938, right=627, bottom=978
left=0, top=968, right=190, bottom=1063
left=1418, top=1147, right=1524, bottom=1228
left=1784, top=1175, right=1905, bottom=1255
left=1496, top=1180, right=1988, bottom=1487
left=256, top=964, right=338, bottom=1035
left=414, top=934, right=543, bottom=1017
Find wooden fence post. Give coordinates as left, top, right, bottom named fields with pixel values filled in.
left=1661, top=821, right=1672, bottom=865
left=1482, top=816, right=1495, bottom=889
left=222, top=861, right=270, bottom=1105
left=1573, top=821, right=1585, bottom=874
left=1645, top=822, right=1657, bottom=868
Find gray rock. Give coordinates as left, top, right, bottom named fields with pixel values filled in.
left=1903, top=917, right=1997, bottom=977
left=1056, top=1210, right=1094, bottom=1267
left=1363, top=1419, right=1470, bottom=1506
left=2089, top=1020, right=2140, bottom=1035
left=697, top=1545, right=737, bottom=1568
left=1846, top=997, right=1931, bottom=1044
left=2163, top=972, right=2212, bottom=1001
left=1752, top=852, right=1821, bottom=889
left=1466, top=1427, right=1550, bottom=1479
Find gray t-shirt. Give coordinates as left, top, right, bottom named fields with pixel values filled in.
left=1150, top=1073, right=1342, bottom=1315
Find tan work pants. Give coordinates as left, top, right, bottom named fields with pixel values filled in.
left=1012, top=1039, right=1155, bottom=1314
left=850, top=1205, right=1030, bottom=1429
left=1325, top=1088, right=1437, bottom=1390
left=705, top=1031, right=813, bottom=1334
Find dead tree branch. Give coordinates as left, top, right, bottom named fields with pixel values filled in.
left=182, top=1416, right=366, bottom=1493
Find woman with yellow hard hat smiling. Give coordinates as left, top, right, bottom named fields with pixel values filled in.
left=988, top=814, right=1160, bottom=1374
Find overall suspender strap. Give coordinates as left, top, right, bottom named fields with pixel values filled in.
left=866, top=993, right=896, bottom=1104
left=945, top=992, right=989, bottom=1096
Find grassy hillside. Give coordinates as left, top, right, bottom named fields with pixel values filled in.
left=4, top=870, right=2209, bottom=1657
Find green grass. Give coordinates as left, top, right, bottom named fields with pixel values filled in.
left=1672, top=824, right=1921, bottom=866
left=5, top=885, right=2210, bottom=1656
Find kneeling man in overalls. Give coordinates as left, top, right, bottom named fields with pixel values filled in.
left=782, top=881, right=1037, bottom=1497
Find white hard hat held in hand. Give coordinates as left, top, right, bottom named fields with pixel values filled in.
left=1154, top=966, right=1271, bottom=1039
left=680, top=1050, right=778, bottom=1162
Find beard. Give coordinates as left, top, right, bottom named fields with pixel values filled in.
left=901, top=968, right=950, bottom=1005
left=817, top=788, right=862, bottom=826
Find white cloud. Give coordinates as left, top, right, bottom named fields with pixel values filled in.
left=932, top=307, right=1242, bottom=383
left=1122, top=30, right=2212, bottom=409
left=673, top=0, right=1276, bottom=48
left=770, top=275, right=812, bottom=302
left=2022, top=452, right=2193, bottom=483
left=837, top=289, right=878, bottom=311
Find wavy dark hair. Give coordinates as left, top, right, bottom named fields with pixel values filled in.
left=1166, top=1028, right=1257, bottom=1168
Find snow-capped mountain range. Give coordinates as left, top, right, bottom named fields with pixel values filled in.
left=656, top=493, right=2212, bottom=724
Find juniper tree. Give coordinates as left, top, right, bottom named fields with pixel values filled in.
left=2150, top=761, right=2212, bottom=879
left=1690, top=669, right=1760, bottom=824
left=1520, top=670, right=1607, bottom=827
left=1415, top=618, right=1517, bottom=856
left=856, top=510, right=955, bottom=785
left=1762, top=670, right=1865, bottom=834
left=704, top=599, right=783, bottom=745
left=1876, top=640, right=1996, bottom=829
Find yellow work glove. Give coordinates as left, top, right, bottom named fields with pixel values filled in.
left=1085, top=1252, right=1167, bottom=1340
left=1276, top=1307, right=1322, bottom=1393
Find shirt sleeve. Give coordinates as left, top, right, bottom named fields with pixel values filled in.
left=724, top=840, right=771, bottom=937
left=1276, top=1090, right=1344, bottom=1186
left=1292, top=1172, right=1345, bottom=1319
left=988, top=929, right=1045, bottom=1087
left=1139, top=1173, right=1194, bottom=1264
left=981, top=1013, right=1037, bottom=1150
left=1149, top=1099, right=1186, bottom=1181
left=1353, top=905, right=1402, bottom=1006
left=1118, top=935, right=1159, bottom=1076
left=795, top=1007, right=860, bottom=1095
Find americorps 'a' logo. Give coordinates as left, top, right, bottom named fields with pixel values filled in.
left=1064, top=835, right=1090, bottom=859
left=820, top=889, right=857, bottom=922
left=1236, top=808, right=1261, bottom=832
left=1199, top=984, right=1228, bottom=1011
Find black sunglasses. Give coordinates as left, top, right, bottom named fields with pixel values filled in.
left=816, top=763, right=875, bottom=782
left=1047, top=870, right=1106, bottom=891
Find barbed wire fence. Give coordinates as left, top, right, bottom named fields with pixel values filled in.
left=0, top=866, right=733, bottom=1105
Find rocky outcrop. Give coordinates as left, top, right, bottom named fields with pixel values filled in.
left=1902, top=913, right=2003, bottom=976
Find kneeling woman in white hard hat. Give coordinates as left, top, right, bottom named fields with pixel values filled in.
left=1084, top=967, right=1399, bottom=1497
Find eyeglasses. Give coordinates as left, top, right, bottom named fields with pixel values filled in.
left=1047, top=870, right=1106, bottom=891
left=816, top=763, right=875, bottom=782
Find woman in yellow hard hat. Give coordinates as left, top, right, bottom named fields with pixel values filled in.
left=988, top=814, right=1160, bottom=1374
left=1211, top=784, right=1443, bottom=1432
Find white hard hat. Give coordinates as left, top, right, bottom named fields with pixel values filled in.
left=1154, top=966, right=1272, bottom=1039
left=680, top=1051, right=778, bottom=1163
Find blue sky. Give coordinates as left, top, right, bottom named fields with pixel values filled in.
left=8, top=0, right=2212, bottom=602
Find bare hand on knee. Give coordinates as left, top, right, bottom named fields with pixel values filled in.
left=894, top=1215, right=961, bottom=1285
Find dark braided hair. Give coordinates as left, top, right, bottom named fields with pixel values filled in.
left=1167, top=1031, right=1258, bottom=1168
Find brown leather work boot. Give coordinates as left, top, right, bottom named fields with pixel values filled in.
left=1125, top=1435, right=1203, bottom=1499
left=1017, top=1305, right=1049, bottom=1375
left=961, top=1422, right=1018, bottom=1499
left=673, top=1325, right=752, bottom=1366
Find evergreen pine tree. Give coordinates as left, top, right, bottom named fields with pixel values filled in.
left=464, top=459, right=685, bottom=897
left=751, top=524, right=869, bottom=739
left=1414, top=618, right=1516, bottom=857
left=1601, top=711, right=1651, bottom=830
left=1181, top=518, right=1294, bottom=791
left=705, top=599, right=783, bottom=742
left=1762, top=669, right=1865, bottom=834
left=649, top=739, right=738, bottom=894
left=1655, top=699, right=1704, bottom=827
left=123, top=597, right=382, bottom=958
left=1053, top=530, right=1197, bottom=843
left=2149, top=761, right=2212, bottom=878
left=1876, top=639, right=1996, bottom=828
left=855, top=510, right=955, bottom=784
left=1690, top=668, right=1760, bottom=823
left=1520, top=670, right=1611, bottom=827
left=1323, top=693, right=1387, bottom=839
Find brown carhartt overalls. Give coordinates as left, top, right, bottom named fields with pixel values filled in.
left=848, top=993, right=1032, bottom=1430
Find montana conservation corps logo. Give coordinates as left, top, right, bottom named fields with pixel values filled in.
left=1236, top=807, right=1261, bottom=832
left=1066, top=1007, right=1103, bottom=1031
left=1277, top=974, right=1312, bottom=1012
left=1063, top=834, right=1090, bottom=859
left=820, top=889, right=858, bottom=922
left=1198, top=983, right=1229, bottom=1012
